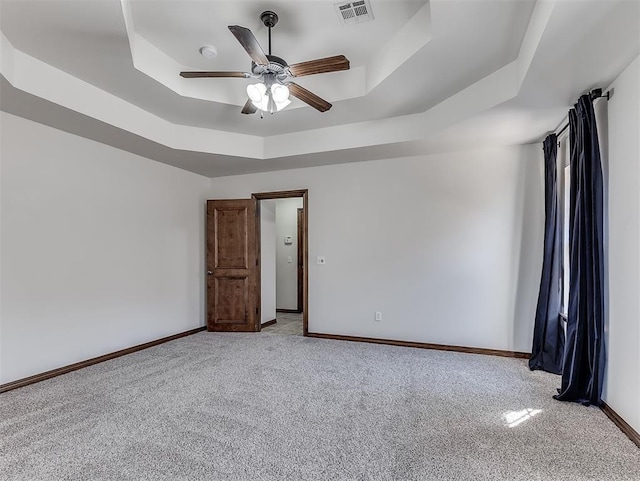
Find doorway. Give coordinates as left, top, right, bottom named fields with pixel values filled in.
left=253, top=190, right=308, bottom=336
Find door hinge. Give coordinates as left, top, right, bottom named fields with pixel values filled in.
left=256, top=307, right=259, bottom=315
left=256, top=258, right=259, bottom=266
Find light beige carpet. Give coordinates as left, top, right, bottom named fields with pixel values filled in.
left=1, top=331, right=638, bottom=480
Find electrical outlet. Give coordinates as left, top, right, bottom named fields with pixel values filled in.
left=375, top=312, right=382, bottom=321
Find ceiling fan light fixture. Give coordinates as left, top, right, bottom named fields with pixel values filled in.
left=247, top=82, right=291, bottom=113
left=247, top=83, right=266, bottom=103
left=247, top=82, right=270, bottom=111
left=274, top=98, right=291, bottom=111
left=271, top=84, right=290, bottom=103
left=181, top=11, right=349, bottom=115
left=256, top=98, right=271, bottom=111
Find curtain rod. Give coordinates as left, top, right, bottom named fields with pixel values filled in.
left=557, top=122, right=569, bottom=138
left=555, top=88, right=610, bottom=140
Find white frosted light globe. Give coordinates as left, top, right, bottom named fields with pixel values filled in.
left=271, top=84, right=290, bottom=103
left=275, top=98, right=291, bottom=111
left=247, top=83, right=266, bottom=103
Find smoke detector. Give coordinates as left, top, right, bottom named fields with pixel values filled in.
left=199, top=45, right=218, bottom=60
left=334, top=0, right=374, bottom=25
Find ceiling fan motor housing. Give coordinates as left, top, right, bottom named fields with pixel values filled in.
left=251, top=55, right=289, bottom=76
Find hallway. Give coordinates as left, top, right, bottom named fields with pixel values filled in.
left=262, top=312, right=303, bottom=336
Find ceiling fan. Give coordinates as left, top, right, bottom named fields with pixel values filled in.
left=179, top=10, right=350, bottom=115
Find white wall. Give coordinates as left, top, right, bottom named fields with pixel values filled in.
left=260, top=200, right=277, bottom=323
left=0, top=112, right=209, bottom=384
left=210, top=145, right=544, bottom=352
left=276, top=198, right=303, bottom=311
left=603, top=54, right=640, bottom=433
left=0, top=113, right=4, bottom=380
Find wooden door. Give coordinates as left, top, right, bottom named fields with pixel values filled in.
left=206, top=199, right=259, bottom=332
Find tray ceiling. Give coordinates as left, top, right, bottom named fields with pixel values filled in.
left=1, top=0, right=638, bottom=176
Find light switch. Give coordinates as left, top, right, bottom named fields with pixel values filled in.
left=288, top=256, right=292, bottom=263
left=317, top=256, right=326, bottom=265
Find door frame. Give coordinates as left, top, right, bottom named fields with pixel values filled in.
left=297, top=208, right=304, bottom=314
left=252, top=189, right=308, bottom=336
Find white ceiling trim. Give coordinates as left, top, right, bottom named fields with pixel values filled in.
left=266, top=0, right=557, bottom=159
left=0, top=31, right=263, bottom=159
left=517, top=0, right=556, bottom=85
left=0, top=1, right=555, bottom=160
left=0, top=29, right=15, bottom=80
left=264, top=61, right=519, bottom=158
left=366, top=3, right=432, bottom=93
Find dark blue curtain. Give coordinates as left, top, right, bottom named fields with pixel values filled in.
left=529, top=134, right=565, bottom=374
left=554, top=95, right=606, bottom=406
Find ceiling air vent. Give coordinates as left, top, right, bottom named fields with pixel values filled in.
left=334, top=0, right=374, bottom=25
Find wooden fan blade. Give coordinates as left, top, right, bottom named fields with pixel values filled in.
left=228, top=25, right=269, bottom=66
left=180, top=71, right=249, bottom=78
left=288, top=55, right=350, bottom=77
left=241, top=99, right=257, bottom=115
left=288, top=83, right=332, bottom=112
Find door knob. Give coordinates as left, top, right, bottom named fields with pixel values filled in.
left=207, top=271, right=213, bottom=275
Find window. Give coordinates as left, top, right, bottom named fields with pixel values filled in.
left=558, top=134, right=571, bottom=318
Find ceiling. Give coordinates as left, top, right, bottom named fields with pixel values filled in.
left=1, top=0, right=639, bottom=177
